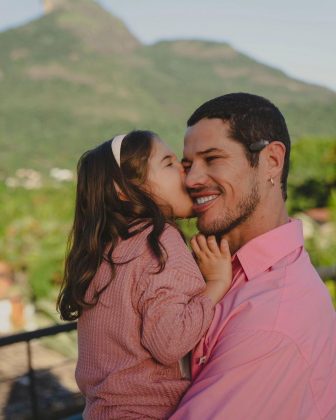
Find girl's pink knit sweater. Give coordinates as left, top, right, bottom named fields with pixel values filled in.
left=76, top=224, right=214, bottom=419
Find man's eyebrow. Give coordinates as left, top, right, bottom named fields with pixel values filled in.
left=182, top=148, right=224, bottom=163
left=198, top=147, right=224, bottom=155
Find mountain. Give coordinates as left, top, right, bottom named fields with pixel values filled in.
left=0, top=0, right=336, bottom=175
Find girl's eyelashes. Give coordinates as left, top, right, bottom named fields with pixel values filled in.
left=164, top=155, right=179, bottom=167
left=164, top=158, right=173, bottom=167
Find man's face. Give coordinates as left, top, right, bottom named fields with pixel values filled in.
left=182, top=118, right=262, bottom=237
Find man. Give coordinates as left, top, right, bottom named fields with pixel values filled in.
left=171, top=93, right=336, bottom=419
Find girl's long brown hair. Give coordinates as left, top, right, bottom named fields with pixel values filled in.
left=57, top=130, right=179, bottom=321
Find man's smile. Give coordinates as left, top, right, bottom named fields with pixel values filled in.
left=190, top=191, right=221, bottom=213
left=195, top=194, right=217, bottom=205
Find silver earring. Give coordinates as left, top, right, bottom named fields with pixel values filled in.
left=269, top=177, right=275, bottom=186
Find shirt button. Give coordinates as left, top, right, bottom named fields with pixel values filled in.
left=199, top=356, right=207, bottom=365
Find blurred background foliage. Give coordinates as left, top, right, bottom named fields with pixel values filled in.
left=288, top=138, right=336, bottom=212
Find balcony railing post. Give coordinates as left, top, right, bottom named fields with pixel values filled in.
left=27, top=339, right=39, bottom=419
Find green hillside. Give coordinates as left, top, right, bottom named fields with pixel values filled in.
left=1, top=0, right=336, bottom=176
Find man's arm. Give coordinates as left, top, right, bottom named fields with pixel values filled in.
left=171, top=329, right=316, bottom=420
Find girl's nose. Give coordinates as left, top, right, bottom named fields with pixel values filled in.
left=176, top=161, right=185, bottom=174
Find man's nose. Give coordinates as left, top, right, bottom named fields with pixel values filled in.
left=184, top=164, right=207, bottom=189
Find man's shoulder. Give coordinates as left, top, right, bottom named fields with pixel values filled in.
left=209, top=250, right=335, bottom=362
left=224, top=246, right=328, bottom=323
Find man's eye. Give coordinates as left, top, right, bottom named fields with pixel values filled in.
left=205, top=156, right=219, bottom=163
left=183, top=165, right=191, bottom=173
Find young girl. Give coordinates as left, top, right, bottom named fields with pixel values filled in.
left=57, top=130, right=232, bottom=419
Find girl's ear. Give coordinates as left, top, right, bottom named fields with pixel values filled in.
left=113, top=182, right=128, bottom=202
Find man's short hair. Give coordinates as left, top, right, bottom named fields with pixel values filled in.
left=187, top=93, right=291, bottom=200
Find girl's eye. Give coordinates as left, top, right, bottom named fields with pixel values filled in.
left=166, top=162, right=173, bottom=167
left=183, top=166, right=190, bottom=173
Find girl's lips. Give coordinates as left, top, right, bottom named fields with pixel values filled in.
left=192, top=195, right=219, bottom=213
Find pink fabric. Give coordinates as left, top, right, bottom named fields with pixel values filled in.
left=75, top=224, right=214, bottom=419
left=171, top=219, right=336, bottom=420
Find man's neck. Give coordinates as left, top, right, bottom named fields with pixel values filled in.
left=224, top=205, right=289, bottom=255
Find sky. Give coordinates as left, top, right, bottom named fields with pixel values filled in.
left=0, top=0, right=335, bottom=91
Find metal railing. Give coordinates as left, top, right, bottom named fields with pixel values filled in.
left=0, top=322, right=80, bottom=419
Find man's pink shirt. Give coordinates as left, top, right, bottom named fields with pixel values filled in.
left=172, top=219, right=336, bottom=420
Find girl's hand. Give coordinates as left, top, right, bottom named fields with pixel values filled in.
left=191, top=234, right=232, bottom=304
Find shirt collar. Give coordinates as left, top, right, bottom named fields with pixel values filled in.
left=235, top=218, right=304, bottom=281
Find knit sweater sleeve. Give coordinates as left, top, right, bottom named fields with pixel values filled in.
left=137, top=226, right=215, bottom=366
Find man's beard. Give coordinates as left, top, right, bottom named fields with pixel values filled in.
left=197, top=182, right=260, bottom=238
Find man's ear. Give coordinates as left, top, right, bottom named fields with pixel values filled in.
left=263, top=141, right=286, bottom=179
left=113, top=182, right=128, bottom=201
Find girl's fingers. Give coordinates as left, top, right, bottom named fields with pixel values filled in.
left=206, top=235, right=220, bottom=255
left=195, top=234, right=208, bottom=253
left=190, top=236, right=201, bottom=256
left=193, top=234, right=230, bottom=259
left=220, top=238, right=231, bottom=257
